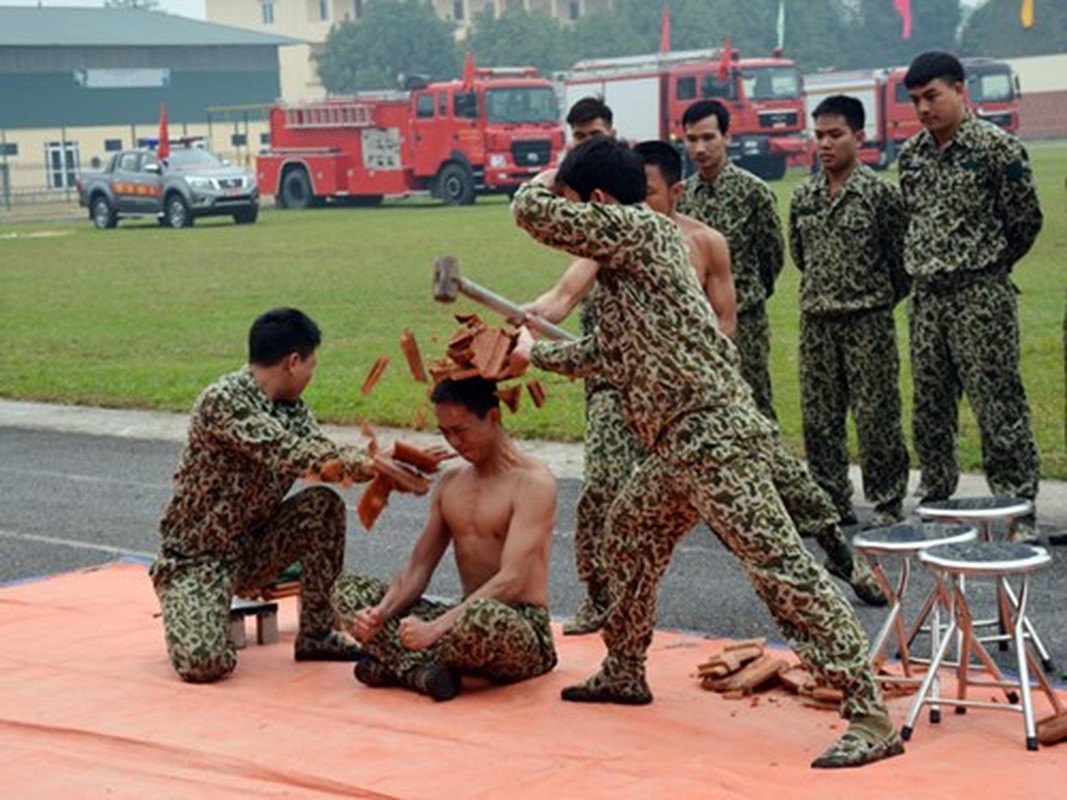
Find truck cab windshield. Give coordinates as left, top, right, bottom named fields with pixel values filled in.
left=741, top=67, right=800, bottom=101
left=166, top=149, right=224, bottom=168
left=485, top=87, right=559, bottom=124
left=967, top=70, right=1014, bottom=103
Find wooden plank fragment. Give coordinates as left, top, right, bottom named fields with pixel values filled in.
left=357, top=475, right=392, bottom=531
left=526, top=379, right=547, bottom=407
left=400, top=328, right=428, bottom=383
left=360, top=356, right=390, bottom=396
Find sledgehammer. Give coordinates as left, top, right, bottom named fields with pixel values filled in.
left=432, top=255, right=575, bottom=342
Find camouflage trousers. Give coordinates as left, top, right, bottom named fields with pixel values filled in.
left=601, top=410, right=885, bottom=719
left=332, top=573, right=557, bottom=684
left=736, top=305, right=777, bottom=422
left=800, top=309, right=910, bottom=517
left=150, top=485, right=347, bottom=683
left=579, top=389, right=850, bottom=587
left=574, top=386, right=646, bottom=591
left=909, top=276, right=1039, bottom=500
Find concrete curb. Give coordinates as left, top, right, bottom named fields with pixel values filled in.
left=3, top=399, right=1064, bottom=535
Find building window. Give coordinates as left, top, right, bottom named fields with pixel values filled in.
left=453, top=1, right=464, bottom=20
left=104, top=138, right=123, bottom=152
left=260, top=132, right=272, bottom=146
left=484, top=1, right=495, bottom=18
left=568, top=0, right=580, bottom=21
left=320, top=0, right=329, bottom=20
left=45, top=141, right=79, bottom=190
left=261, top=2, right=275, bottom=24
left=354, top=0, right=364, bottom=18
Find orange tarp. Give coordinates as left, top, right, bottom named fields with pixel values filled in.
left=1, top=561, right=1064, bottom=798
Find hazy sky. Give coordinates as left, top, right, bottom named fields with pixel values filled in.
left=0, top=1, right=207, bottom=19
left=0, top=0, right=987, bottom=21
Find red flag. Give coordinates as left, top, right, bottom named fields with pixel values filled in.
left=894, top=0, right=913, bottom=39
left=659, top=4, right=671, bottom=53
left=157, top=102, right=170, bottom=160
left=718, top=37, right=732, bottom=82
left=462, top=50, right=475, bottom=90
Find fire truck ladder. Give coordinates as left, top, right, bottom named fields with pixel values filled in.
left=283, top=102, right=376, bottom=129
left=569, top=48, right=727, bottom=78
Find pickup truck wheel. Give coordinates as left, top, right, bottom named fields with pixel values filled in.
left=437, top=163, right=475, bottom=206
left=280, top=169, right=314, bottom=210
left=91, top=196, right=117, bottom=229
left=233, top=206, right=259, bottom=224
left=165, top=194, right=193, bottom=229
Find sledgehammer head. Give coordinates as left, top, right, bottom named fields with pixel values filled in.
left=432, top=255, right=461, bottom=303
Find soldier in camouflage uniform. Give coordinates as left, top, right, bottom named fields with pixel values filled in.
left=789, top=95, right=911, bottom=531
left=334, top=377, right=558, bottom=702
left=677, top=99, right=783, bottom=422
left=527, top=143, right=883, bottom=621
left=151, top=308, right=376, bottom=683
left=899, top=52, right=1042, bottom=533
left=510, top=138, right=902, bottom=769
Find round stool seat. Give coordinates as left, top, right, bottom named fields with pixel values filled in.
left=854, top=522, right=977, bottom=555
left=919, top=541, right=1051, bottom=577
left=917, top=496, right=1033, bottom=523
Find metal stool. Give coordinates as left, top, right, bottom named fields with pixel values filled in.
left=916, top=496, right=1053, bottom=670
left=916, top=496, right=1033, bottom=542
left=853, top=523, right=977, bottom=688
left=901, top=541, right=1057, bottom=751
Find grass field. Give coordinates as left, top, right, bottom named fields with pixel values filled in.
left=1, top=144, right=1064, bottom=479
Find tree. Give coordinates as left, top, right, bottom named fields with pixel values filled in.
left=467, top=9, right=572, bottom=75
left=842, top=0, right=962, bottom=69
left=316, top=0, right=460, bottom=93
left=960, top=0, right=1067, bottom=58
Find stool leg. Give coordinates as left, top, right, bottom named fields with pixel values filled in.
left=902, top=573, right=957, bottom=740
left=999, top=580, right=1055, bottom=672
left=1011, top=576, right=1039, bottom=751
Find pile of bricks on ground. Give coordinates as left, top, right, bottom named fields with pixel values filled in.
left=697, top=642, right=920, bottom=707
left=696, top=639, right=843, bottom=707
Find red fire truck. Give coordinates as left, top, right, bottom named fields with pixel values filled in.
left=562, top=47, right=807, bottom=180
left=257, top=67, right=565, bottom=208
left=802, top=57, right=1020, bottom=170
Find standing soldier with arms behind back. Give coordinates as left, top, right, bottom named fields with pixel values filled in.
left=899, top=52, right=1043, bottom=539
left=790, top=95, right=911, bottom=531
left=677, top=99, right=784, bottom=422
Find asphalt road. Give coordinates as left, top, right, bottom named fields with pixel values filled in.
left=2, top=425, right=1066, bottom=677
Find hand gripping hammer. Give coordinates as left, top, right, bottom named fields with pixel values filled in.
left=432, top=255, right=575, bottom=342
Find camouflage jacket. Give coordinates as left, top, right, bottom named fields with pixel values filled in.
left=789, top=164, right=910, bottom=315
left=578, top=291, right=613, bottom=396
left=159, top=368, right=370, bottom=559
left=898, top=114, right=1042, bottom=282
left=513, top=183, right=770, bottom=448
left=677, top=162, right=784, bottom=314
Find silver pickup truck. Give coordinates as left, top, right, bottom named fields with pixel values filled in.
left=76, top=145, right=259, bottom=229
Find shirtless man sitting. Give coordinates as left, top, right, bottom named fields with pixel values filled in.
left=332, top=376, right=558, bottom=701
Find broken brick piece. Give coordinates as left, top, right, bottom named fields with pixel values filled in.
left=317, top=458, right=346, bottom=484
left=400, top=329, right=428, bottom=383
left=526, top=380, right=547, bottom=408
left=778, top=666, right=815, bottom=694
left=360, top=356, right=390, bottom=396
left=357, top=475, right=393, bottom=531
left=393, top=441, right=446, bottom=473
left=371, top=454, right=430, bottom=496
left=701, top=655, right=788, bottom=694
left=496, top=385, right=521, bottom=413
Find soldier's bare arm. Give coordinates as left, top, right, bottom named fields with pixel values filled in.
left=524, top=258, right=599, bottom=324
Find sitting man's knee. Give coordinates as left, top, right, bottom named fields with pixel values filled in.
left=303, top=485, right=346, bottom=522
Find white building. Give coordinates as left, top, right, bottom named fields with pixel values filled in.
left=206, top=0, right=612, bottom=102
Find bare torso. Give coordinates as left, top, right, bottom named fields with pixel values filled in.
left=437, top=454, right=553, bottom=606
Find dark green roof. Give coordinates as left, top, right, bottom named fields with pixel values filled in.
left=0, top=7, right=302, bottom=47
